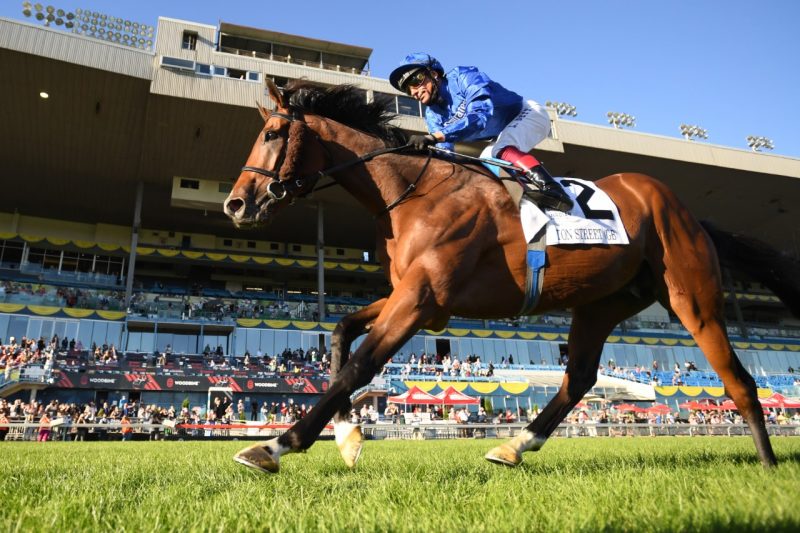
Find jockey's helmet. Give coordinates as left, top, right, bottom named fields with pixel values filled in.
left=389, top=53, right=444, bottom=93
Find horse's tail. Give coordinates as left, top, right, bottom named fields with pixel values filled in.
left=701, top=221, right=800, bottom=318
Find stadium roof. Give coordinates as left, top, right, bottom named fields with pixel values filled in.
left=1, top=16, right=799, bottom=256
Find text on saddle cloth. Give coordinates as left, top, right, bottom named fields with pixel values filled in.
left=520, top=178, right=630, bottom=245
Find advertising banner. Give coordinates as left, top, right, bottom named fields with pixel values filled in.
left=53, top=370, right=327, bottom=394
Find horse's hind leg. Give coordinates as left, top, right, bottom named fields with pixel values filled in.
left=486, top=289, right=654, bottom=466
left=664, top=267, right=777, bottom=467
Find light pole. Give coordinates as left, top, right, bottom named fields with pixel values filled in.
left=23, top=3, right=154, bottom=50
left=679, top=124, right=708, bottom=141
left=607, top=111, right=636, bottom=129
left=545, top=101, right=578, bottom=117
left=746, top=135, right=774, bottom=152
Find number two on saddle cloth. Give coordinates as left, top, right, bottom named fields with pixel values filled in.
left=520, top=178, right=630, bottom=246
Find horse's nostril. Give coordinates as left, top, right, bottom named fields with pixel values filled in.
left=226, top=197, right=245, bottom=216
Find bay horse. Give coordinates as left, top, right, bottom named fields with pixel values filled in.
left=224, top=79, right=799, bottom=473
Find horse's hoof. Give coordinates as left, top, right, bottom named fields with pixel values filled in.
left=233, top=443, right=280, bottom=474
left=338, top=425, right=363, bottom=469
left=485, top=443, right=522, bottom=467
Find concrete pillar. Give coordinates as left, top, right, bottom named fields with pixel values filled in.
left=124, top=181, right=144, bottom=309
left=316, top=202, right=326, bottom=322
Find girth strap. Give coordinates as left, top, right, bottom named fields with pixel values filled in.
left=519, top=228, right=547, bottom=316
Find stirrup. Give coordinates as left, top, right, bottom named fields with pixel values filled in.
left=522, top=187, right=573, bottom=212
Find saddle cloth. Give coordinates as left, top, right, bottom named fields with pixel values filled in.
left=504, top=177, right=630, bottom=315
left=516, top=177, right=630, bottom=245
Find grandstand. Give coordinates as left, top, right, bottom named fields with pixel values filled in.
left=1, top=7, right=799, bottom=421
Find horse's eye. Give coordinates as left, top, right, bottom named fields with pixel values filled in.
left=263, top=130, right=278, bottom=143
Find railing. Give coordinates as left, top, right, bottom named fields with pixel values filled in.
left=366, top=422, right=800, bottom=440
left=19, top=263, right=122, bottom=287
left=350, top=381, right=391, bottom=402
left=0, top=421, right=333, bottom=441
left=218, top=46, right=369, bottom=76
left=2, top=421, right=797, bottom=442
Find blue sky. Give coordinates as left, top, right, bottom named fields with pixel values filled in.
left=4, top=1, right=798, bottom=157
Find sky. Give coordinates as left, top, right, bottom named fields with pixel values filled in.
left=4, top=0, right=799, bottom=158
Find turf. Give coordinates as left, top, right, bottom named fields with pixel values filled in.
left=0, top=437, right=798, bottom=532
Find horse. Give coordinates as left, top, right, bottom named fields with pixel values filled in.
left=223, top=79, right=800, bottom=473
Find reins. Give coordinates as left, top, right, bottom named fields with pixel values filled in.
left=374, top=152, right=434, bottom=219
left=242, top=110, right=440, bottom=216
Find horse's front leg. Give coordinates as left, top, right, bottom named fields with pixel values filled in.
left=233, top=276, right=441, bottom=473
left=330, top=299, right=388, bottom=412
left=329, top=298, right=387, bottom=467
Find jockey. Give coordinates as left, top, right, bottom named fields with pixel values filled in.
left=389, top=53, right=573, bottom=212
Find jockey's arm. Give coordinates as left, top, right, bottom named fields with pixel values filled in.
left=436, top=67, right=495, bottom=143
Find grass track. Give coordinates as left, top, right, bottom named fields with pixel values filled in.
left=1, top=437, right=798, bottom=532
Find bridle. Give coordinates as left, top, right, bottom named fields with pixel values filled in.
left=240, top=111, right=309, bottom=202
left=239, top=109, right=427, bottom=215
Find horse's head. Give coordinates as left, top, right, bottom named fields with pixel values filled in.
left=223, top=79, right=325, bottom=228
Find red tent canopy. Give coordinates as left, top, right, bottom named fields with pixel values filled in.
left=434, top=386, right=480, bottom=406
left=646, top=403, right=672, bottom=414
left=615, top=403, right=647, bottom=413
left=757, top=396, right=781, bottom=408
left=719, top=399, right=738, bottom=410
left=679, top=400, right=720, bottom=410
left=387, top=386, right=440, bottom=405
left=767, top=393, right=800, bottom=408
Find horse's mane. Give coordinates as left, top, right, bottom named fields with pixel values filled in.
left=283, top=81, right=408, bottom=147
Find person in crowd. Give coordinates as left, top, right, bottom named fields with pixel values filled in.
left=0, top=410, right=9, bottom=441
left=38, top=412, right=51, bottom=442
left=120, top=414, right=133, bottom=441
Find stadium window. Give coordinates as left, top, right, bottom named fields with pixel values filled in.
left=182, top=31, right=198, bottom=51
left=373, top=92, right=397, bottom=113
left=226, top=68, right=247, bottom=80
left=270, top=243, right=280, bottom=251
left=195, top=63, right=211, bottom=76
left=212, top=65, right=227, bottom=77
left=160, top=56, right=195, bottom=71
left=218, top=182, right=232, bottom=194
left=247, top=241, right=256, bottom=249
left=179, top=179, right=199, bottom=190
left=247, top=71, right=261, bottom=82
left=336, top=248, right=345, bottom=256
left=292, top=244, right=301, bottom=252
left=0, top=240, right=24, bottom=266
left=268, top=76, right=290, bottom=88
left=223, top=239, right=233, bottom=247
left=397, top=95, right=421, bottom=117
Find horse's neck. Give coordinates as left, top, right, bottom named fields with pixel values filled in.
left=317, top=120, right=418, bottom=217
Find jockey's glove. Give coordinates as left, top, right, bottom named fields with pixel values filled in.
left=408, top=134, right=437, bottom=151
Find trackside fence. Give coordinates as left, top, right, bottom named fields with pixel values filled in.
left=1, top=422, right=798, bottom=441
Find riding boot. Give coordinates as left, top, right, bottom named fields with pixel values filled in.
left=497, top=146, right=573, bottom=212
left=523, top=165, right=574, bottom=213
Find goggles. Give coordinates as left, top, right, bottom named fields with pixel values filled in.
left=401, top=69, right=429, bottom=94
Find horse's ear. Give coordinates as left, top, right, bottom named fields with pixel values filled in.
left=256, top=101, right=269, bottom=122
left=265, top=78, right=286, bottom=109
